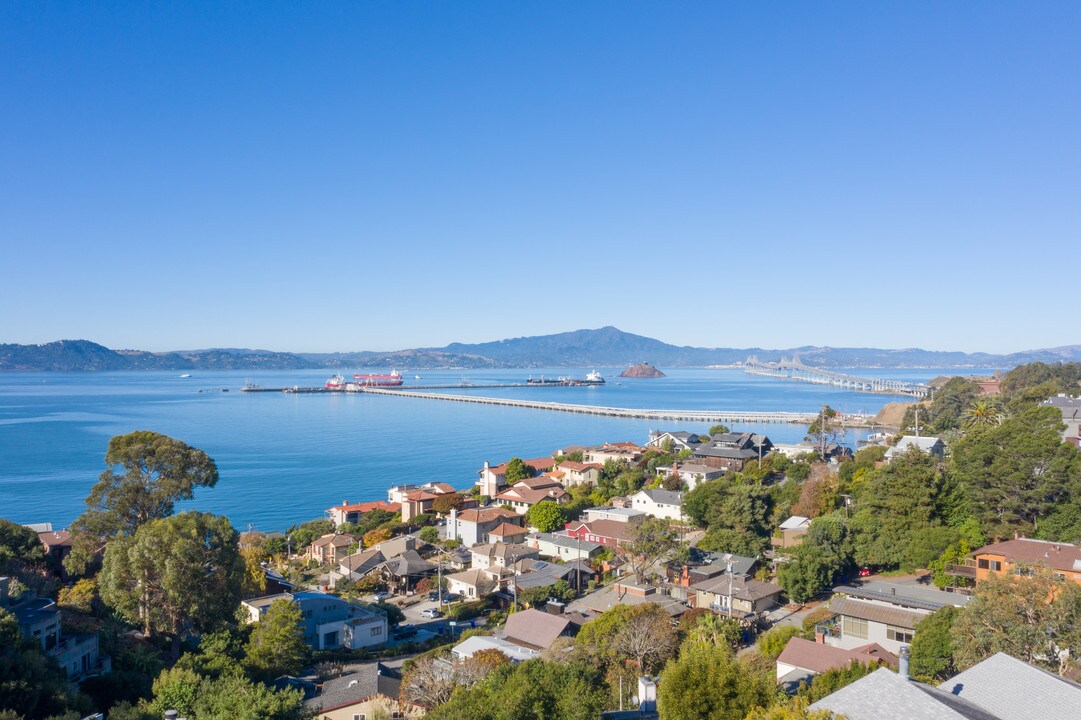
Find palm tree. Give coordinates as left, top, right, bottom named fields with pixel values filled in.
left=964, top=399, right=1005, bottom=429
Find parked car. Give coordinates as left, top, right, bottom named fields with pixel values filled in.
left=420, top=608, right=442, bottom=619
left=857, top=567, right=872, bottom=578
left=442, top=593, right=463, bottom=603
left=393, top=623, right=418, bottom=639
left=373, top=591, right=394, bottom=602
left=427, top=592, right=441, bottom=602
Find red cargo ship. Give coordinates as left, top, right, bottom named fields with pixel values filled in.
left=352, top=370, right=404, bottom=387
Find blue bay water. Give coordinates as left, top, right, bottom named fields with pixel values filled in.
left=0, top=367, right=954, bottom=531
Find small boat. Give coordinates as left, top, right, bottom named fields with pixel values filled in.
left=179, top=374, right=192, bottom=378
left=414, top=375, right=422, bottom=380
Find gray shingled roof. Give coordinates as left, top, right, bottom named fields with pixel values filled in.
left=939, top=652, right=1081, bottom=720
left=304, top=663, right=403, bottom=712
left=810, top=667, right=1001, bottom=720
left=641, top=489, right=683, bottom=505
left=828, top=596, right=926, bottom=630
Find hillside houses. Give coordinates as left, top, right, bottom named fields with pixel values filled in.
left=325, top=500, right=401, bottom=527
left=884, top=435, right=945, bottom=461
left=492, top=476, right=568, bottom=513
left=447, top=506, right=523, bottom=547
left=945, top=537, right=1081, bottom=586
left=691, top=432, right=773, bottom=472
left=628, top=488, right=683, bottom=521
left=242, top=591, right=388, bottom=651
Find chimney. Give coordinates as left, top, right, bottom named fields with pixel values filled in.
left=343, top=500, right=348, bottom=506
left=899, top=646, right=910, bottom=680
left=1015, top=531, right=1019, bottom=540
left=637, top=677, right=658, bottom=712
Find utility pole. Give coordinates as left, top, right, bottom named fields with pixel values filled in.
left=727, top=561, right=734, bottom=619
left=576, top=534, right=581, bottom=592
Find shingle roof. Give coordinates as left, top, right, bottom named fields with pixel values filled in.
left=566, top=519, right=639, bottom=543
left=339, top=548, right=385, bottom=574
left=304, top=663, right=406, bottom=712
left=376, top=549, right=436, bottom=577
left=489, top=522, right=529, bottom=538
left=828, top=596, right=926, bottom=630
left=810, top=667, right=1002, bottom=720
left=503, top=608, right=572, bottom=650
left=639, top=489, right=682, bottom=505
left=311, top=533, right=357, bottom=548
left=939, top=652, right=1081, bottom=720
left=455, top=507, right=521, bottom=524
left=690, top=574, right=782, bottom=602
left=779, top=516, right=812, bottom=531
left=329, top=500, right=401, bottom=514
left=777, top=637, right=897, bottom=675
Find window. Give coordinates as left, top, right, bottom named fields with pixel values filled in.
left=353, top=714, right=365, bottom=720
left=977, top=558, right=1001, bottom=571
left=842, top=616, right=868, bottom=640
left=371, top=626, right=382, bottom=636
left=886, top=626, right=913, bottom=644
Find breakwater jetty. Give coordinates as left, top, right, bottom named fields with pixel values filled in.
left=354, top=387, right=876, bottom=426
left=743, top=356, right=930, bottom=399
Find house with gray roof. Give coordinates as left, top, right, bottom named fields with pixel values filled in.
left=810, top=651, right=1081, bottom=720
left=689, top=573, right=783, bottom=616
left=654, top=462, right=725, bottom=490
left=242, top=591, right=387, bottom=651
left=1040, top=394, right=1081, bottom=446
left=691, top=432, right=773, bottom=472
left=523, top=531, right=603, bottom=561
left=816, top=582, right=969, bottom=655
left=304, top=662, right=425, bottom=719
left=628, top=488, right=684, bottom=522
left=885, top=435, right=945, bottom=461
left=646, top=430, right=705, bottom=452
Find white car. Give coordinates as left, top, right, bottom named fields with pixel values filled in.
left=420, top=608, right=442, bottom=619
left=373, top=592, right=393, bottom=602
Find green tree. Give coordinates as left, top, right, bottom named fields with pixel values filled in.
left=756, top=625, right=801, bottom=660
left=0, top=519, right=45, bottom=576
left=951, top=405, right=1081, bottom=539
left=951, top=567, right=1081, bottom=675
left=0, top=608, right=81, bottom=719
left=424, top=659, right=609, bottom=720
left=244, top=599, right=308, bottom=680
left=67, top=431, right=219, bottom=574
left=99, top=512, right=243, bottom=648
left=418, top=526, right=440, bottom=544
left=963, top=399, right=1005, bottom=429
left=805, top=406, right=841, bottom=456
left=525, top=502, right=569, bottom=533
left=777, top=544, right=838, bottom=603
left=149, top=667, right=305, bottom=720
left=657, top=641, right=772, bottom=720
left=848, top=449, right=952, bottom=571
left=504, top=458, right=536, bottom=483
left=909, top=606, right=959, bottom=681
left=624, top=518, right=680, bottom=584
left=745, top=697, right=841, bottom=719
left=709, top=424, right=730, bottom=436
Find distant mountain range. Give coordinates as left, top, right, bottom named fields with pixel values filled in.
left=3, top=328, right=1080, bottom=372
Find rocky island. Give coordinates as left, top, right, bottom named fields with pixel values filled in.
left=619, top=362, right=666, bottom=378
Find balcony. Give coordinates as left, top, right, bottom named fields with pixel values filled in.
left=814, top=616, right=841, bottom=641
left=945, top=562, right=977, bottom=579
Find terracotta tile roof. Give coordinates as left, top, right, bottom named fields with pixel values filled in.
left=524, top=457, right=557, bottom=470
left=972, top=538, right=1081, bottom=575
left=494, top=486, right=568, bottom=505
left=405, top=490, right=439, bottom=501
left=429, top=483, right=457, bottom=494
left=489, top=522, right=528, bottom=538
left=311, top=533, right=357, bottom=548
left=329, top=500, right=401, bottom=514
left=455, top=507, right=522, bottom=524
left=777, top=637, right=897, bottom=675
left=517, top=477, right=563, bottom=490
left=558, top=461, right=602, bottom=472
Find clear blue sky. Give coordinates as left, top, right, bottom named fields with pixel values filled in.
left=2, top=2, right=1078, bottom=354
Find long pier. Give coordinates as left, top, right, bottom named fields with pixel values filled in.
left=743, top=356, right=930, bottom=399
left=354, top=387, right=875, bottom=426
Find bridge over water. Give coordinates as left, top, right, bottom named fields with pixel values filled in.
left=743, top=356, right=930, bottom=399
left=355, top=387, right=876, bottom=426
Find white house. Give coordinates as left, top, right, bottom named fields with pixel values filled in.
left=816, top=582, right=969, bottom=655
left=654, top=463, right=724, bottom=490
left=444, top=568, right=504, bottom=599
left=447, top=506, right=522, bottom=547
left=581, top=506, right=645, bottom=524
left=628, top=489, right=683, bottom=522
left=523, top=532, right=603, bottom=561
left=884, top=436, right=945, bottom=462
left=451, top=635, right=539, bottom=663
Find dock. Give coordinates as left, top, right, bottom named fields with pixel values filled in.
left=743, top=356, right=930, bottom=399
left=352, top=387, right=876, bottom=426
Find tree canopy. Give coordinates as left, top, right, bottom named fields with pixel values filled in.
left=525, top=502, right=569, bottom=533
left=99, top=511, right=243, bottom=644
left=244, top=599, right=308, bottom=680
left=67, top=431, right=219, bottom=574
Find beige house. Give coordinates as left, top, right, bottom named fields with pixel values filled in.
left=690, top=574, right=783, bottom=616
left=772, top=516, right=812, bottom=549
left=555, top=461, right=603, bottom=486
left=493, top=476, right=568, bottom=514
left=307, top=533, right=357, bottom=565
left=445, top=568, right=504, bottom=599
